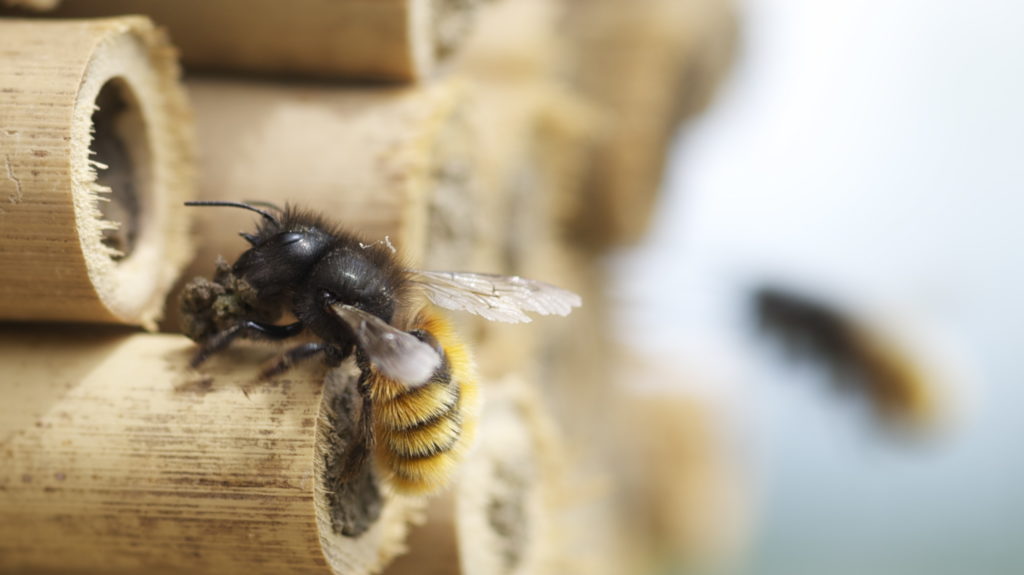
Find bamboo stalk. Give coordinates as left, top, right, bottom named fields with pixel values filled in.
left=0, top=17, right=194, bottom=329
left=10, top=0, right=485, bottom=81
left=0, top=329, right=424, bottom=574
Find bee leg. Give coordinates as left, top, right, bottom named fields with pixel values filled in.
left=191, top=320, right=305, bottom=368
left=260, top=342, right=331, bottom=379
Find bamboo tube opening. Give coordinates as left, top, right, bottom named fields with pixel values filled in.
left=92, top=77, right=149, bottom=261
left=0, top=18, right=193, bottom=328
left=317, top=366, right=384, bottom=538
left=313, top=367, right=425, bottom=575
left=71, top=25, right=188, bottom=327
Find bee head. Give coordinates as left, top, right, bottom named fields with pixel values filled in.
left=186, top=201, right=334, bottom=297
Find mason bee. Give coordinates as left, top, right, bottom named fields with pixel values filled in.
left=180, top=201, right=580, bottom=494
left=753, top=286, right=941, bottom=430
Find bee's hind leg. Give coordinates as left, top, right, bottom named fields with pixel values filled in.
left=260, top=342, right=338, bottom=380
left=191, top=320, right=305, bottom=368
left=260, top=342, right=355, bottom=380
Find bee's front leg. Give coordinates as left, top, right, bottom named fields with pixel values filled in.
left=191, top=320, right=305, bottom=367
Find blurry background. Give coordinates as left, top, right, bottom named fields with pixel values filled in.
left=611, top=0, right=1024, bottom=573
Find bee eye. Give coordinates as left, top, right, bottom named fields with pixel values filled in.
left=279, top=232, right=304, bottom=246
left=320, top=290, right=338, bottom=304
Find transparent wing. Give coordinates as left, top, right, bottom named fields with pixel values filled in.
left=331, top=304, right=441, bottom=387
left=409, top=270, right=582, bottom=323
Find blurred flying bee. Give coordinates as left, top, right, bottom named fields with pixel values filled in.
left=180, top=201, right=581, bottom=494
left=753, top=286, right=943, bottom=432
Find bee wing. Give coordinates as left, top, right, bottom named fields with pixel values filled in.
left=331, top=304, right=441, bottom=387
left=409, top=270, right=582, bottom=323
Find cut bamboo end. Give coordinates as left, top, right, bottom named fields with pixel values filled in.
left=13, top=0, right=485, bottom=81
left=0, top=17, right=194, bottom=329
left=453, top=375, right=571, bottom=575
left=614, top=385, right=751, bottom=573
left=0, top=329, right=424, bottom=574
left=314, top=367, right=426, bottom=575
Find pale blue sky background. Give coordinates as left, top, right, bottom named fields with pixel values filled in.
left=610, top=1, right=1024, bottom=573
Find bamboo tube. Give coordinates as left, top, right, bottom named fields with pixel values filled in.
left=1, top=0, right=58, bottom=10
left=185, top=77, right=469, bottom=269
left=0, top=328, right=423, bottom=574
left=0, top=17, right=193, bottom=329
left=158, top=76, right=475, bottom=332
left=16, top=0, right=484, bottom=81
left=611, top=356, right=751, bottom=574
left=565, top=0, right=739, bottom=246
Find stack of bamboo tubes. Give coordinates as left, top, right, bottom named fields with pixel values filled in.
left=0, top=0, right=739, bottom=573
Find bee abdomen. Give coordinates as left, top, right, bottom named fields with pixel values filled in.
left=380, top=408, right=462, bottom=458
left=372, top=375, right=460, bottom=430
left=371, top=371, right=477, bottom=495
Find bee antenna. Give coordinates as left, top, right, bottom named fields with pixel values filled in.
left=184, top=201, right=280, bottom=226
left=242, top=199, right=285, bottom=213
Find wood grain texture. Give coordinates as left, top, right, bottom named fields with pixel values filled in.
left=9, top=0, right=483, bottom=81
left=0, top=329, right=422, bottom=574
left=0, top=17, right=194, bottom=329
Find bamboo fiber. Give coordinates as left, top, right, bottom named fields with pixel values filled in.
left=28, top=0, right=482, bottom=81
left=0, top=329, right=422, bottom=574
left=0, top=17, right=193, bottom=329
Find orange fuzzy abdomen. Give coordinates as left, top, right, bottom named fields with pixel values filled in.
left=368, top=308, right=480, bottom=495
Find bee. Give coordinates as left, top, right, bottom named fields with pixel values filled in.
left=753, top=286, right=942, bottom=431
left=180, top=201, right=581, bottom=494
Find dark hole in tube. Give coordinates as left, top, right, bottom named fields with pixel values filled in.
left=91, top=79, right=141, bottom=261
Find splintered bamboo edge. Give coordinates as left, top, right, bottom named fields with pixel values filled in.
left=314, top=367, right=426, bottom=575
left=0, top=17, right=194, bottom=328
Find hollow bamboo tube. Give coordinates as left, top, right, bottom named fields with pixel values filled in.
left=565, top=0, right=738, bottom=245
left=25, top=0, right=483, bottom=81
left=0, top=329, right=423, bottom=574
left=0, top=17, right=194, bottom=329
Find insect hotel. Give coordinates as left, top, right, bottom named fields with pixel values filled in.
left=0, top=1, right=738, bottom=574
